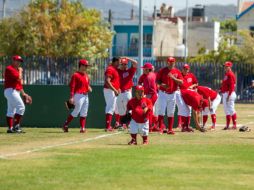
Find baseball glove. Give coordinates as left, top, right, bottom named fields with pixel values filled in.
left=120, top=113, right=132, bottom=124
left=23, top=94, right=32, bottom=105
left=239, top=126, right=251, bottom=132
left=65, top=100, right=75, bottom=110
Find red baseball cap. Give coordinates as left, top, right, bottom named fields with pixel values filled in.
left=224, top=61, right=233, bottom=67
left=183, top=63, right=190, bottom=69
left=141, top=62, right=153, bottom=69
left=79, top=59, right=90, bottom=66
left=135, top=85, right=144, bottom=91
left=120, top=58, right=128, bottom=64
left=12, top=55, right=23, bottom=62
left=167, top=57, right=176, bottom=63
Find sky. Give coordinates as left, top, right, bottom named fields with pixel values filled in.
left=122, top=0, right=238, bottom=11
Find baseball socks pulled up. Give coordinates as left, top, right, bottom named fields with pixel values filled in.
left=63, top=115, right=74, bottom=132
left=114, top=114, right=120, bottom=127
left=224, top=115, right=231, bottom=130
left=105, top=114, right=113, bottom=131
left=80, top=117, right=87, bottom=133
left=202, top=115, right=208, bottom=127
left=177, top=115, right=182, bottom=128
left=6, top=116, right=13, bottom=130
left=128, top=134, right=137, bottom=145
left=211, top=114, right=216, bottom=129
left=142, top=136, right=148, bottom=145
left=167, top=117, right=175, bottom=135
left=232, top=113, right=237, bottom=129
left=158, top=115, right=165, bottom=133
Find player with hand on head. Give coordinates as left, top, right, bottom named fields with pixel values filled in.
left=197, top=86, right=221, bottom=130
left=155, top=57, right=183, bottom=135
left=220, top=61, right=237, bottom=130
left=62, top=59, right=92, bottom=133
left=116, top=57, right=137, bottom=129
left=138, top=62, right=158, bottom=132
left=127, top=85, right=153, bottom=145
left=4, top=55, right=31, bottom=133
left=104, top=57, right=121, bottom=131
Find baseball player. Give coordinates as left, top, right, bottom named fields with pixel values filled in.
left=176, top=63, right=198, bottom=129
left=220, top=61, right=237, bottom=130
left=4, top=55, right=28, bottom=133
left=116, top=57, right=137, bottom=128
left=197, top=86, right=221, bottom=130
left=62, top=59, right=92, bottom=133
left=127, top=85, right=153, bottom=145
left=155, top=57, right=183, bottom=135
left=180, top=89, right=209, bottom=132
left=104, top=57, right=121, bottom=131
left=138, top=62, right=158, bottom=132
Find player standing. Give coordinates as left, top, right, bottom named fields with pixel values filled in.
left=220, top=61, right=237, bottom=130
left=104, top=57, right=121, bottom=131
left=155, top=57, right=183, bottom=134
left=138, top=62, right=158, bottom=131
left=197, top=86, right=221, bottom=130
left=116, top=57, right=137, bottom=128
left=127, top=85, right=153, bottom=145
left=4, top=55, right=28, bottom=133
left=62, top=59, right=92, bottom=133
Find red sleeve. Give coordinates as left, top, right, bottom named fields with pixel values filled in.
left=128, top=67, right=137, bottom=78
left=156, top=69, right=162, bottom=83
left=228, top=74, right=235, bottom=96
left=192, top=74, right=198, bottom=84
left=138, top=75, right=144, bottom=85
left=177, top=70, right=183, bottom=80
left=105, top=68, right=113, bottom=79
left=69, top=74, right=76, bottom=97
left=147, top=99, right=153, bottom=110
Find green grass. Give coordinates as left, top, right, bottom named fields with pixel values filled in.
left=0, top=104, right=254, bottom=190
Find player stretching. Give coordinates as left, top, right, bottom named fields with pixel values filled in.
left=220, top=61, right=237, bottom=130
left=62, top=59, right=92, bottom=133
left=155, top=57, right=183, bottom=135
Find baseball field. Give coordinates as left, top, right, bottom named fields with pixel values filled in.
left=0, top=103, right=253, bottom=190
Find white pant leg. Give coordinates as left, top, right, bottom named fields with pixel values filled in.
left=80, top=95, right=89, bottom=117
left=202, top=107, right=210, bottom=116
left=223, top=92, right=236, bottom=115
left=166, top=92, right=176, bottom=117
left=177, top=93, right=191, bottom=117
left=130, top=119, right=149, bottom=136
left=116, top=91, right=132, bottom=116
left=71, top=93, right=85, bottom=117
left=155, top=90, right=167, bottom=116
left=210, top=94, right=221, bottom=115
left=175, top=90, right=181, bottom=110
left=4, top=88, right=25, bottom=117
left=103, top=88, right=117, bottom=115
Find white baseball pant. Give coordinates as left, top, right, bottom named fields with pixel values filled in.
left=103, top=88, right=117, bottom=115
left=129, top=119, right=149, bottom=136
left=116, top=90, right=132, bottom=116
left=4, top=88, right=25, bottom=117
left=202, top=94, right=221, bottom=115
left=176, top=90, right=192, bottom=117
left=222, top=92, right=236, bottom=115
left=155, top=90, right=176, bottom=117
left=71, top=93, right=89, bottom=117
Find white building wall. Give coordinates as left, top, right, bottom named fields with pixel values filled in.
left=237, top=8, right=254, bottom=30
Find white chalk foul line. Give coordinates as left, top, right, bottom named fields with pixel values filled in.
left=0, top=132, right=122, bottom=159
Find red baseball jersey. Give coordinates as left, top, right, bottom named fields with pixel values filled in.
left=197, top=86, right=217, bottom=101
left=118, top=67, right=136, bottom=91
left=127, top=97, right=153, bottom=123
left=181, top=72, right=198, bottom=89
left=181, top=89, right=208, bottom=111
left=4, top=65, right=23, bottom=90
left=138, top=72, right=157, bottom=96
left=104, top=65, right=120, bottom=90
left=220, top=71, right=236, bottom=95
left=156, top=67, right=183, bottom=93
left=69, top=72, right=90, bottom=97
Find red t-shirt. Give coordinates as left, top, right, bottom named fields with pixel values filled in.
left=197, top=86, right=217, bottom=101
left=181, top=72, right=198, bottom=89
left=4, top=65, right=23, bottom=90
left=118, top=67, right=136, bottom=91
left=138, top=72, right=157, bottom=95
left=181, top=89, right=208, bottom=111
left=156, top=67, right=183, bottom=93
left=220, top=71, right=236, bottom=95
left=104, top=65, right=120, bottom=90
left=127, top=97, right=153, bottom=123
left=69, top=72, right=90, bottom=97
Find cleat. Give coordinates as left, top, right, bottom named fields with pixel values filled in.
left=128, top=139, right=137, bottom=145
left=231, top=125, right=237, bottom=130
left=13, top=124, right=23, bottom=133
left=167, top=130, right=175, bottom=135
left=143, top=141, right=149, bottom=145
left=210, top=126, right=215, bottom=130
left=80, top=128, right=86, bottom=133
left=7, top=128, right=15, bottom=133
left=186, top=127, right=194, bottom=132
left=223, top=126, right=230, bottom=130
left=105, top=127, right=114, bottom=132
left=199, top=127, right=206, bottom=132
left=62, top=125, right=68, bottom=132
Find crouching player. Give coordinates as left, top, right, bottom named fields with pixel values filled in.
left=127, top=85, right=153, bottom=145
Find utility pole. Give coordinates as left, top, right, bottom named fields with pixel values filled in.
left=2, top=0, right=6, bottom=18
left=184, top=0, right=189, bottom=62
left=138, top=0, right=143, bottom=78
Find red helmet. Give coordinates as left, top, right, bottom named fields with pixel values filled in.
left=12, top=55, right=23, bottom=62
left=141, top=62, right=153, bottom=69
left=167, top=57, right=176, bottom=63
left=224, top=61, right=233, bottom=67
left=135, top=85, right=144, bottom=91
left=79, top=59, right=90, bottom=66
left=120, top=58, right=128, bottom=64
left=183, top=63, right=190, bottom=69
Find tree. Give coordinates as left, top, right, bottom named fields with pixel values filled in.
left=0, top=0, right=113, bottom=58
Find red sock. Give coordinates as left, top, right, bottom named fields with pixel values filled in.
left=142, top=136, right=148, bottom=143
left=178, top=115, right=182, bottom=127
left=182, top=116, right=188, bottom=129
left=188, top=116, right=191, bottom=125
left=6, top=117, right=13, bottom=129
left=106, top=114, right=113, bottom=129
left=64, top=115, right=74, bottom=126
left=203, top=115, right=208, bottom=126
left=149, top=113, right=153, bottom=130
left=158, top=115, right=165, bottom=130
left=232, top=113, right=237, bottom=126
left=115, top=114, right=120, bottom=124
left=226, top=115, right=231, bottom=127
left=167, top=117, right=174, bottom=131
left=211, top=114, right=216, bottom=126
left=80, top=117, right=86, bottom=129
left=131, top=134, right=137, bottom=141
left=14, top=114, right=22, bottom=126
